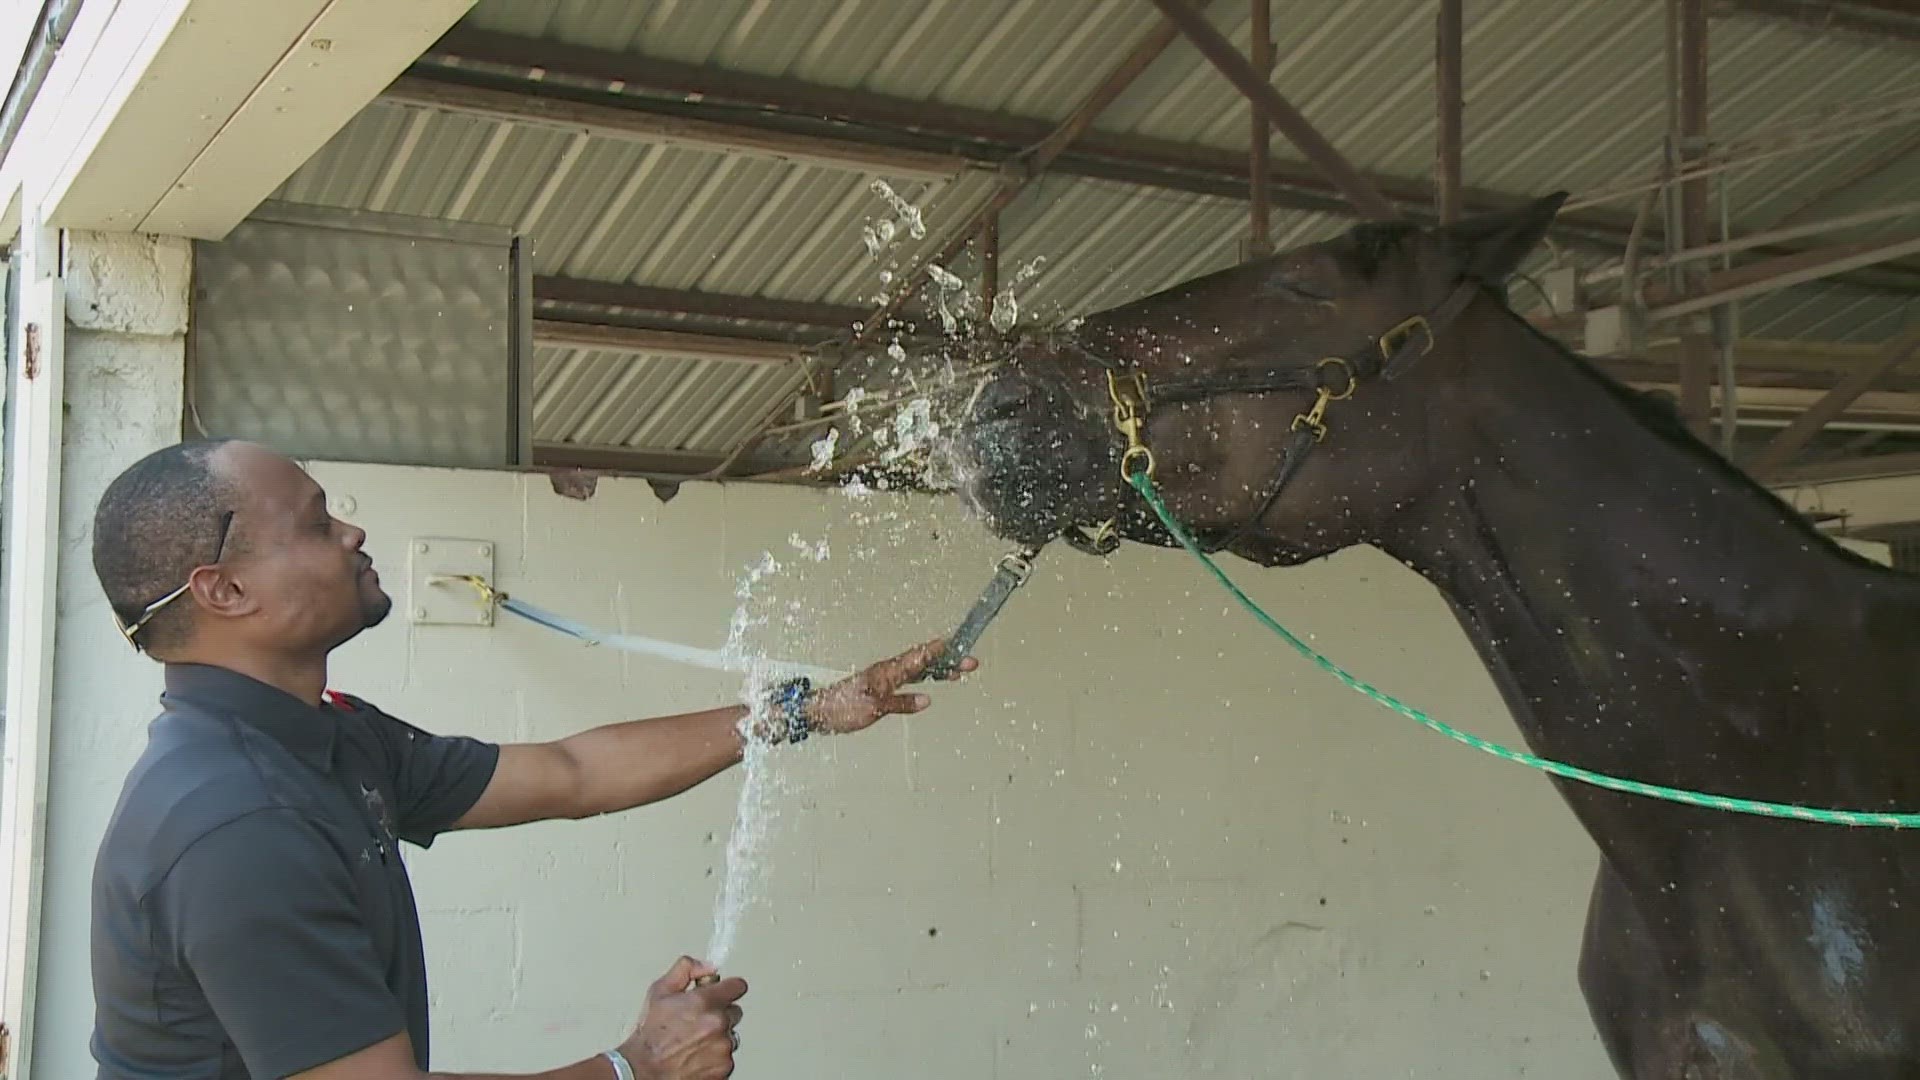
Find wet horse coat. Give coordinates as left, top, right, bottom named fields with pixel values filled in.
left=954, top=194, right=1920, bottom=1078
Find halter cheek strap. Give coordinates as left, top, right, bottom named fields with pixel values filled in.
left=1069, top=278, right=1482, bottom=557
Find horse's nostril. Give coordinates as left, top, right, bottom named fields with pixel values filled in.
left=969, top=377, right=1044, bottom=421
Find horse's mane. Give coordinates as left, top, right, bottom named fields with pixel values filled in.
left=1333, top=220, right=1899, bottom=575
left=1505, top=307, right=1907, bottom=577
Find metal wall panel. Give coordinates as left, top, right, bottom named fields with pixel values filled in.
left=190, top=201, right=527, bottom=468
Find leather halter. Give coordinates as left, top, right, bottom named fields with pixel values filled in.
left=1062, top=278, right=1483, bottom=557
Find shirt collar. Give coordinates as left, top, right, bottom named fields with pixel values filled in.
left=161, top=663, right=339, bottom=771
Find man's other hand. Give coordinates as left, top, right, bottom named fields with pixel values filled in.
left=621, top=956, right=745, bottom=1080
left=807, top=638, right=979, bottom=735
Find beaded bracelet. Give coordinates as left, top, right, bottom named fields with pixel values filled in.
left=769, top=676, right=812, bottom=744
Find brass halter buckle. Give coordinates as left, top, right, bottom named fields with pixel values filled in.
left=1106, top=370, right=1156, bottom=480
left=1290, top=357, right=1357, bottom=442
left=1378, top=314, right=1435, bottom=362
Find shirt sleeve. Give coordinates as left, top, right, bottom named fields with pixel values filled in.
left=156, top=808, right=406, bottom=1077
left=355, top=700, right=501, bottom=847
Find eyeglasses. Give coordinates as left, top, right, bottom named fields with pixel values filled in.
left=115, top=510, right=234, bottom=650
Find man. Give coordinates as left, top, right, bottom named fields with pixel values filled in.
left=86, top=439, right=977, bottom=1080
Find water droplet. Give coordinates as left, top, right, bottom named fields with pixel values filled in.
left=807, top=428, right=839, bottom=472
left=990, top=292, right=1019, bottom=331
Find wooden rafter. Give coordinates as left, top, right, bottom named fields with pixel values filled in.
left=1148, top=0, right=1396, bottom=219
left=1436, top=0, right=1464, bottom=225
left=1747, top=323, right=1920, bottom=477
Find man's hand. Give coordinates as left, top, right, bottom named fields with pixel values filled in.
left=619, top=957, right=745, bottom=1080
left=805, top=638, right=979, bottom=736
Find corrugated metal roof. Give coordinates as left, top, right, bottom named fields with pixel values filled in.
left=281, top=102, right=1007, bottom=307
left=532, top=345, right=807, bottom=453
left=269, top=0, right=1920, bottom=473
left=452, top=0, right=1920, bottom=226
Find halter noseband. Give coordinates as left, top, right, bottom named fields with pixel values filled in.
left=1064, top=278, right=1483, bottom=557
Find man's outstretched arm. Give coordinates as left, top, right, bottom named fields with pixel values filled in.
left=452, top=639, right=976, bottom=829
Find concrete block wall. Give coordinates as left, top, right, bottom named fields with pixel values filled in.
left=31, top=233, right=191, bottom=1080
left=33, top=296, right=1614, bottom=1075
left=302, top=463, right=1613, bottom=1078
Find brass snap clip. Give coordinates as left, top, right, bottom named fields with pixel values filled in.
left=1106, top=370, right=1156, bottom=480
left=1291, top=357, right=1356, bottom=442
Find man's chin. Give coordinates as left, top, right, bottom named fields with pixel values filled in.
left=362, top=592, right=393, bottom=629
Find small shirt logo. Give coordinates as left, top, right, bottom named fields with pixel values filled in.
left=360, top=782, right=394, bottom=864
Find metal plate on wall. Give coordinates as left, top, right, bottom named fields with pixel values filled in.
left=190, top=201, right=529, bottom=468
left=407, top=537, right=495, bottom=627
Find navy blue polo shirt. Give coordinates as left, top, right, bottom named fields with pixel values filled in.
left=89, top=664, right=500, bottom=1078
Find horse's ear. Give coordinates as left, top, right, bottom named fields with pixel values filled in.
left=1438, top=191, right=1568, bottom=282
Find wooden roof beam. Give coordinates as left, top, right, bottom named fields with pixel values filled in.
left=531, top=319, right=801, bottom=365
left=1747, top=323, right=1920, bottom=477
left=534, top=275, right=865, bottom=329
left=381, top=75, right=966, bottom=180
left=1148, top=0, right=1396, bottom=219
left=1714, top=0, right=1920, bottom=48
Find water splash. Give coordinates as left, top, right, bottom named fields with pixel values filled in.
left=882, top=397, right=942, bottom=463
left=989, top=256, right=1046, bottom=332
left=990, top=291, right=1019, bottom=332
left=861, top=218, right=897, bottom=259
left=841, top=386, right=869, bottom=437
left=808, top=427, right=840, bottom=472
left=705, top=707, right=776, bottom=967
left=870, top=179, right=927, bottom=240
left=706, top=554, right=798, bottom=969
left=861, top=181, right=928, bottom=262
left=927, top=263, right=972, bottom=334
left=699, top=174, right=1006, bottom=974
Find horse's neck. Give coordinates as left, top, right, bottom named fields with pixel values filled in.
left=1389, top=318, right=1903, bottom=780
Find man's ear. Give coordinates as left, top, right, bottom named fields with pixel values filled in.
left=1438, top=191, right=1567, bottom=282
left=188, top=564, right=257, bottom=620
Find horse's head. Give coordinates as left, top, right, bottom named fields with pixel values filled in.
left=955, top=192, right=1567, bottom=565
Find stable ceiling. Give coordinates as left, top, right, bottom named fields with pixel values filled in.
left=268, top=0, right=1920, bottom=485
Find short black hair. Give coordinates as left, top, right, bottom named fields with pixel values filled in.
left=91, top=439, right=240, bottom=653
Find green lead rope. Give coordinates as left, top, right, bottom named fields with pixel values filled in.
left=1125, top=470, right=1920, bottom=829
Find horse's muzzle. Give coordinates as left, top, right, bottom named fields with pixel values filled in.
left=954, top=372, right=1118, bottom=544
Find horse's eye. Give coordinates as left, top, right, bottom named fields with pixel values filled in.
left=1270, top=276, right=1333, bottom=302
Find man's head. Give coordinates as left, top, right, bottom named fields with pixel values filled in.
left=91, top=439, right=391, bottom=662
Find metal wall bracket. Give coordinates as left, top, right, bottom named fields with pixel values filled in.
left=408, top=537, right=495, bottom=626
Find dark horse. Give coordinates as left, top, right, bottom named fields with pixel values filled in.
left=953, top=193, right=1920, bottom=1078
